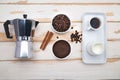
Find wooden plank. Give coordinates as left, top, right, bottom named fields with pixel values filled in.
left=0, top=58, right=120, bottom=63
left=107, top=23, right=120, bottom=41
left=0, top=60, right=120, bottom=79
left=0, top=0, right=119, bottom=79
left=0, top=41, right=120, bottom=60
left=0, top=22, right=120, bottom=60
left=0, top=1, right=119, bottom=80
left=0, top=23, right=120, bottom=42
left=0, top=42, right=81, bottom=60
left=0, top=0, right=120, bottom=4
left=0, top=5, right=120, bottom=22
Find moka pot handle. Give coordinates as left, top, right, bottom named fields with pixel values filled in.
left=3, top=20, right=13, bottom=38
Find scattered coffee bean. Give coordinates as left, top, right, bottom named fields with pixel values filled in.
left=71, top=27, right=73, bottom=29
left=71, top=33, right=74, bottom=42
left=56, top=36, right=59, bottom=39
left=70, top=30, right=82, bottom=43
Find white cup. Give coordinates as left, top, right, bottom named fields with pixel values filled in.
left=87, top=42, right=104, bottom=56
left=87, top=17, right=101, bottom=31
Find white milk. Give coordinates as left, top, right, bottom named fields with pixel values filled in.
left=87, top=42, right=104, bottom=56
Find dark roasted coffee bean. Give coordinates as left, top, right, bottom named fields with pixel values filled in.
left=56, top=36, right=59, bottom=39
left=71, top=27, right=73, bottom=29
left=52, top=14, right=71, bottom=32
left=70, top=30, right=82, bottom=43
left=71, top=33, right=74, bottom=42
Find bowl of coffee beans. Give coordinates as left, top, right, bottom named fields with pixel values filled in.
left=52, top=14, right=71, bottom=34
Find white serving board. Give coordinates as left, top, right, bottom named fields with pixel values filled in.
left=82, top=13, right=107, bottom=64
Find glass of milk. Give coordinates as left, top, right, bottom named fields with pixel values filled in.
left=87, top=42, right=104, bottom=56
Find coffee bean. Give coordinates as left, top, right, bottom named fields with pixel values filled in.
left=70, top=30, right=82, bottom=43
left=71, top=27, right=73, bottom=29
left=56, top=36, right=59, bottom=39
left=52, top=14, right=71, bottom=32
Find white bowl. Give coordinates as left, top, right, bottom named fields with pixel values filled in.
left=51, top=14, right=71, bottom=34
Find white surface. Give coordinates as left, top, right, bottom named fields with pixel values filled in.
left=82, top=13, right=106, bottom=64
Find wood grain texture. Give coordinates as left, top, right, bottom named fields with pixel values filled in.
left=0, top=41, right=120, bottom=60
left=0, top=0, right=120, bottom=4
left=0, top=23, right=120, bottom=60
left=0, top=5, right=120, bottom=22
left=0, top=23, right=120, bottom=42
left=0, top=0, right=120, bottom=79
left=0, top=58, right=120, bottom=63
left=0, top=60, right=120, bottom=79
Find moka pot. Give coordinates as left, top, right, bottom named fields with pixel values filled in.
left=3, top=14, right=39, bottom=58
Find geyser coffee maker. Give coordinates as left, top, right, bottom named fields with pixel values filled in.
left=3, top=14, right=39, bottom=58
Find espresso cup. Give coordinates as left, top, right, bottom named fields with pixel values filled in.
left=87, top=42, right=104, bottom=56
left=87, top=17, right=101, bottom=30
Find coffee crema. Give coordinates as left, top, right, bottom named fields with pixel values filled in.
left=52, top=40, right=71, bottom=58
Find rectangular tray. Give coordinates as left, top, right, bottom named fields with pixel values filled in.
left=82, top=13, right=107, bottom=64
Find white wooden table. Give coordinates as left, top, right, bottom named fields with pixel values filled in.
left=0, top=0, right=120, bottom=79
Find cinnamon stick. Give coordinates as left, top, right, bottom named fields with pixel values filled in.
left=40, top=31, right=54, bottom=50
left=31, top=29, right=35, bottom=37
left=40, top=31, right=50, bottom=49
